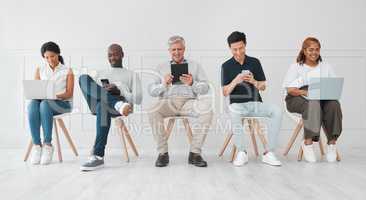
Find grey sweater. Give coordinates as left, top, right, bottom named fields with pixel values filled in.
left=93, top=67, right=142, bottom=105
left=148, top=59, right=209, bottom=99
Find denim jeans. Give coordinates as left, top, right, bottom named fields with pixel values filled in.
left=79, top=74, right=123, bottom=157
left=229, top=102, right=282, bottom=152
left=28, top=100, right=71, bottom=145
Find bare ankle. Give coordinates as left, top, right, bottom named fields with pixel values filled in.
left=43, top=143, right=52, bottom=147
left=304, top=139, right=313, bottom=145
left=328, top=140, right=336, bottom=145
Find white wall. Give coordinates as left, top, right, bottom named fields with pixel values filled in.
left=1, top=0, right=365, bottom=148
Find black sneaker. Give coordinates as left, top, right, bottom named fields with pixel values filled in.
left=188, top=152, right=207, bottom=167
left=80, top=155, right=104, bottom=171
left=155, top=152, right=169, bottom=167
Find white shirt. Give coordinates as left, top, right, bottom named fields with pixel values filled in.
left=282, top=62, right=336, bottom=94
left=39, top=63, right=72, bottom=101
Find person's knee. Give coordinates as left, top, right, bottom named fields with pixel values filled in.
left=270, top=104, right=282, bottom=117
left=39, top=100, right=52, bottom=113
left=147, top=102, right=164, bottom=119
left=28, top=100, right=39, bottom=114
left=229, top=110, right=241, bottom=120
left=197, top=99, right=213, bottom=113
left=78, top=74, right=91, bottom=86
left=327, top=101, right=341, bottom=111
left=309, top=100, right=321, bottom=109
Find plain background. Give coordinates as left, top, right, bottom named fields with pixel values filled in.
left=0, top=0, right=365, bottom=149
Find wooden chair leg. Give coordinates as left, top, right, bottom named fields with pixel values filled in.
left=118, top=124, right=129, bottom=162
left=120, top=120, right=139, bottom=157
left=53, top=120, right=63, bottom=162
left=218, top=132, right=233, bottom=157
left=253, top=119, right=268, bottom=151
left=57, top=118, right=79, bottom=157
left=283, top=120, right=304, bottom=156
left=24, top=139, right=33, bottom=162
left=165, top=118, right=175, bottom=140
left=297, top=146, right=303, bottom=161
left=318, top=136, right=325, bottom=160
left=230, top=145, right=237, bottom=162
left=182, top=118, right=193, bottom=144
left=248, top=120, right=259, bottom=157
left=336, top=150, right=341, bottom=161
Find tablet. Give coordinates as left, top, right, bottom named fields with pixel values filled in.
left=171, top=63, right=189, bottom=84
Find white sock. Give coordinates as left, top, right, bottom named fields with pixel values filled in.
left=114, top=101, right=130, bottom=112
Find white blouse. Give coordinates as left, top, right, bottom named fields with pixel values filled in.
left=39, top=63, right=72, bottom=101
left=282, top=62, right=336, bottom=94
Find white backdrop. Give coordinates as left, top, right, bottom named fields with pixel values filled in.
left=0, top=0, right=365, bottom=148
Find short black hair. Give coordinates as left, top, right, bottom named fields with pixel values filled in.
left=227, top=31, right=247, bottom=47
left=41, top=41, right=64, bottom=64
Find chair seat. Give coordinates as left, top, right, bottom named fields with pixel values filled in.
left=53, top=109, right=79, bottom=119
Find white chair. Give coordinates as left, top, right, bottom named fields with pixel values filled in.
left=24, top=110, right=79, bottom=162
left=113, top=116, right=139, bottom=162
left=282, top=102, right=341, bottom=161
left=218, top=117, right=268, bottom=162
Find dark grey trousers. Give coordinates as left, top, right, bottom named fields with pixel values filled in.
left=285, top=95, right=342, bottom=143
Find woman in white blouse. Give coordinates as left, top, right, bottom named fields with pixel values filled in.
left=28, top=42, right=74, bottom=165
left=283, top=37, right=342, bottom=163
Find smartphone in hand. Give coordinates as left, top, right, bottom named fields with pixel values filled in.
left=101, top=79, right=110, bottom=87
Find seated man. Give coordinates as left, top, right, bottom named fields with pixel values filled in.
left=148, top=35, right=213, bottom=167
left=221, top=31, right=282, bottom=167
left=79, top=44, right=142, bottom=171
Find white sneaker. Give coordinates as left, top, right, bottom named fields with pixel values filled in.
left=30, top=145, right=42, bottom=165
left=232, top=151, right=248, bottom=166
left=40, top=145, right=54, bottom=165
left=262, top=152, right=282, bottom=166
left=114, top=101, right=132, bottom=116
left=301, top=141, right=316, bottom=163
left=326, top=144, right=337, bottom=162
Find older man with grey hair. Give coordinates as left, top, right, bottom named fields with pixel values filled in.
left=148, top=35, right=213, bottom=167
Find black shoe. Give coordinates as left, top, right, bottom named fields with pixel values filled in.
left=155, top=152, right=169, bottom=167
left=188, top=152, right=207, bottom=167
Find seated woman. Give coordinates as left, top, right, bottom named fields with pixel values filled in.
left=282, top=37, right=342, bottom=163
left=28, top=41, right=74, bottom=165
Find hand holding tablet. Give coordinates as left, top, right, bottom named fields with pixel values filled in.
left=171, top=63, right=189, bottom=84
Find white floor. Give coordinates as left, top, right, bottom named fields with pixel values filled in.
left=1, top=133, right=366, bottom=200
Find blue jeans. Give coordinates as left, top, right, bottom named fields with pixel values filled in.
left=229, top=102, right=282, bottom=152
left=79, top=74, right=122, bottom=157
left=28, top=100, right=71, bottom=145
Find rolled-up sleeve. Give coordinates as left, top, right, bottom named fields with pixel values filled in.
left=148, top=67, right=167, bottom=97
left=283, top=64, right=300, bottom=88
left=192, top=63, right=209, bottom=95
left=119, top=72, right=143, bottom=105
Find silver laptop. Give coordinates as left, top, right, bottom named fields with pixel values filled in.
left=307, top=77, right=344, bottom=100
left=23, top=80, right=57, bottom=100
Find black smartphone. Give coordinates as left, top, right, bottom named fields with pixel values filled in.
left=101, top=79, right=110, bottom=87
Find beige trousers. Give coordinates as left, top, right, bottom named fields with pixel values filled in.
left=148, top=97, right=213, bottom=154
